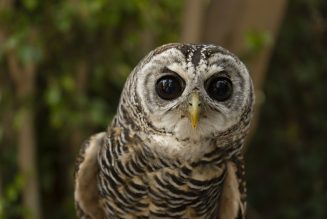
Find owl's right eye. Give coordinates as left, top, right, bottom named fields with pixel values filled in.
left=156, top=75, right=185, bottom=100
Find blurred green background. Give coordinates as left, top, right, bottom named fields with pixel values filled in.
left=0, top=0, right=326, bottom=219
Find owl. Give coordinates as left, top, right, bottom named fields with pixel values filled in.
left=74, top=43, right=254, bottom=219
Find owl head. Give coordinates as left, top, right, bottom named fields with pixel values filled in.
left=115, top=43, right=254, bottom=158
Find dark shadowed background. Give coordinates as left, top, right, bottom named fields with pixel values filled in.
left=0, top=0, right=326, bottom=218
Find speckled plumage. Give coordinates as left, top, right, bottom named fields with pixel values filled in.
left=74, top=43, right=254, bottom=219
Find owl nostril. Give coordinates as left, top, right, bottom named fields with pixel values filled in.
left=188, top=101, right=201, bottom=106
left=188, top=91, right=201, bottom=107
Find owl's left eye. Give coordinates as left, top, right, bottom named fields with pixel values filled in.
left=156, top=75, right=185, bottom=100
left=205, top=76, right=233, bottom=101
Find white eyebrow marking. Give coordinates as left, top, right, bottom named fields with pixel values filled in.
left=207, top=65, right=225, bottom=77
left=166, top=63, right=191, bottom=80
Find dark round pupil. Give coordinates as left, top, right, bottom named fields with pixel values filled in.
left=207, top=77, right=233, bottom=101
left=156, top=76, right=183, bottom=100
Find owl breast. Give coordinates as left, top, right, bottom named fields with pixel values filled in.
left=98, top=128, right=228, bottom=219
left=75, top=43, right=253, bottom=219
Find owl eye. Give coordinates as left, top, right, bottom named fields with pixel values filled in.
left=205, top=76, right=233, bottom=101
left=156, top=75, right=184, bottom=100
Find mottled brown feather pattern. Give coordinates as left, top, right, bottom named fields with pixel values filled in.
left=94, top=126, right=247, bottom=219
left=219, top=160, right=245, bottom=219
left=74, top=133, right=106, bottom=219
left=74, top=43, right=254, bottom=219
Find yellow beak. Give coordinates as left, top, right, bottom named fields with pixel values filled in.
left=188, top=92, right=201, bottom=129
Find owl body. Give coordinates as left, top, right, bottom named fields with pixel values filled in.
left=74, top=44, right=254, bottom=219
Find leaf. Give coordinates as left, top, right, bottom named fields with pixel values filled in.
left=22, top=0, right=38, bottom=11
left=45, top=85, right=61, bottom=106
left=18, top=45, right=43, bottom=64
left=61, top=75, right=75, bottom=92
left=244, top=29, right=272, bottom=55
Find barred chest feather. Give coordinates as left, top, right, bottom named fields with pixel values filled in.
left=75, top=43, right=253, bottom=219
left=97, top=127, right=243, bottom=219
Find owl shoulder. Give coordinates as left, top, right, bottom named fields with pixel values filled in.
left=218, top=154, right=246, bottom=219
left=74, top=132, right=106, bottom=219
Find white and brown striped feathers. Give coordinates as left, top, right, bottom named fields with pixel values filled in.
left=74, top=43, right=254, bottom=219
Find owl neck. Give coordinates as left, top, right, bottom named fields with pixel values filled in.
left=110, top=116, right=244, bottom=165
left=112, top=97, right=248, bottom=163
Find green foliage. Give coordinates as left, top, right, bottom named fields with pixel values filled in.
left=1, top=0, right=326, bottom=218
left=0, top=175, right=24, bottom=219
left=244, top=29, right=272, bottom=57
left=0, top=1, right=182, bottom=218
left=247, top=0, right=327, bottom=218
